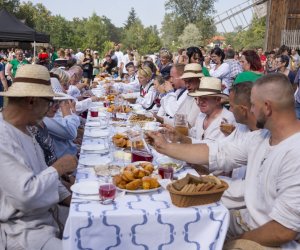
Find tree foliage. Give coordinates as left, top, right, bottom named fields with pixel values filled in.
left=179, top=23, right=202, bottom=48
left=124, top=7, right=139, bottom=29
left=11, top=2, right=161, bottom=55
left=223, top=17, right=266, bottom=50
left=162, top=0, right=217, bottom=49
left=0, top=0, right=20, bottom=14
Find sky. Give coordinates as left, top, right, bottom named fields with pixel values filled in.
left=28, top=0, right=252, bottom=32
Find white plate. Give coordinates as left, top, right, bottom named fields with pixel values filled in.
left=71, top=181, right=99, bottom=195
left=156, top=156, right=184, bottom=173
left=85, top=121, right=106, bottom=127
left=117, top=186, right=161, bottom=193
left=81, top=144, right=108, bottom=152
left=79, top=156, right=112, bottom=166
left=85, top=130, right=110, bottom=138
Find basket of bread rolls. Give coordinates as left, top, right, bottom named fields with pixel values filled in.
left=167, top=173, right=228, bottom=207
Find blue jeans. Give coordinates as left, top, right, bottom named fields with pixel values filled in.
left=0, top=82, right=3, bottom=108
left=295, top=101, right=300, bottom=119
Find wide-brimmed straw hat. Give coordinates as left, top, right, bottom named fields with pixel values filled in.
left=51, top=78, right=74, bottom=100
left=188, top=77, right=228, bottom=98
left=180, top=63, right=204, bottom=79
left=0, top=64, right=58, bottom=97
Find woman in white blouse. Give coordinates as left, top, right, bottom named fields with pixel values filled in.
left=136, top=66, right=157, bottom=110
left=209, top=47, right=231, bottom=94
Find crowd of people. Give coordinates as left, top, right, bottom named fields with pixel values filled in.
left=0, top=42, right=300, bottom=249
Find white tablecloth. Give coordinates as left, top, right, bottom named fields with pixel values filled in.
left=62, top=109, right=229, bottom=250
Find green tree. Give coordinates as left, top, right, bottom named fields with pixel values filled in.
left=48, top=15, right=73, bottom=48
left=82, top=13, right=109, bottom=52
left=161, top=13, right=184, bottom=48
left=165, top=0, right=215, bottom=24
left=0, top=0, right=20, bottom=14
left=102, top=16, right=123, bottom=43
left=162, top=0, right=216, bottom=49
left=124, top=7, right=139, bottom=29
left=179, top=23, right=202, bottom=48
left=223, top=17, right=266, bottom=50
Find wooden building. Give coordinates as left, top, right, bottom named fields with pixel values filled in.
left=265, top=0, right=300, bottom=50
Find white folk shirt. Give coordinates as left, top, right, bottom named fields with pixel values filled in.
left=163, top=95, right=200, bottom=127
left=0, top=113, right=70, bottom=249
left=190, top=107, right=235, bottom=143
left=158, top=88, right=187, bottom=118
left=208, top=129, right=300, bottom=249
left=136, top=80, right=156, bottom=110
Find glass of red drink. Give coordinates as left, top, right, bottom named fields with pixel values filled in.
left=158, top=166, right=174, bottom=179
left=90, top=107, right=98, bottom=117
left=99, top=184, right=116, bottom=204
left=131, top=149, right=153, bottom=162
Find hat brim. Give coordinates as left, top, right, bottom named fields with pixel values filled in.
left=0, top=82, right=60, bottom=98
left=180, top=72, right=204, bottom=79
left=188, top=91, right=228, bottom=99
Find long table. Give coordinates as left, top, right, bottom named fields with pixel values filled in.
left=62, top=105, right=229, bottom=250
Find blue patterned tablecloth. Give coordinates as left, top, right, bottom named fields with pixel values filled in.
left=62, top=110, right=229, bottom=250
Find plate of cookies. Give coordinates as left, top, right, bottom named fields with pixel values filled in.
left=113, top=161, right=161, bottom=193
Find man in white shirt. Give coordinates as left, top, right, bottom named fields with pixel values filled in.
left=220, top=81, right=258, bottom=209
left=0, top=64, right=78, bottom=250
left=148, top=73, right=300, bottom=249
left=155, top=64, right=187, bottom=121
left=172, top=77, right=235, bottom=144
left=162, top=63, right=202, bottom=127
left=114, top=43, right=124, bottom=70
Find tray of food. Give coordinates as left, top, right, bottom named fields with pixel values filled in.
left=113, top=162, right=160, bottom=192
left=106, top=105, right=132, bottom=114
left=128, top=114, right=156, bottom=127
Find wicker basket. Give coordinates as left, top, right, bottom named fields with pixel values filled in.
left=167, top=179, right=228, bottom=207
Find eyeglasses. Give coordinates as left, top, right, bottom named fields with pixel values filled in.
left=40, top=97, right=55, bottom=108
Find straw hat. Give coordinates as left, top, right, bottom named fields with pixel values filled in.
left=51, top=78, right=74, bottom=100
left=0, top=64, right=58, bottom=97
left=180, top=63, right=204, bottom=79
left=188, top=77, right=228, bottom=98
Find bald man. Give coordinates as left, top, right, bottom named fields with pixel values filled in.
left=148, top=73, right=300, bottom=249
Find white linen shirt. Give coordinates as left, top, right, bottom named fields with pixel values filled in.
left=190, top=107, right=235, bottom=143
left=163, top=95, right=200, bottom=127
left=208, top=129, right=300, bottom=249
left=0, top=113, right=69, bottom=249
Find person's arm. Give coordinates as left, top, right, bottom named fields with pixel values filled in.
left=6, top=62, right=12, bottom=79
left=239, top=220, right=298, bottom=247
left=44, top=114, right=80, bottom=140
left=147, top=131, right=209, bottom=164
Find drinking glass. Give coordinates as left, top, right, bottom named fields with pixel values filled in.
left=99, top=184, right=116, bottom=204
left=90, top=107, right=98, bottom=117
left=127, top=127, right=153, bottom=162
left=158, top=166, right=174, bottom=179
left=174, top=114, right=188, bottom=136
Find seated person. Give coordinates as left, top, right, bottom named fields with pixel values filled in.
left=0, top=64, right=77, bottom=250
left=154, top=64, right=188, bottom=122
left=148, top=73, right=300, bottom=249
left=136, top=66, right=157, bottom=110
left=163, top=63, right=202, bottom=127
left=169, top=77, right=235, bottom=144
